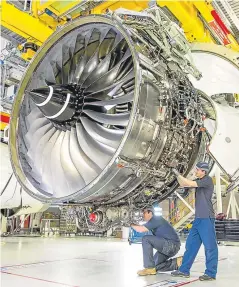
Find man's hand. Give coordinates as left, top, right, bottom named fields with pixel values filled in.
left=131, top=224, right=149, bottom=233
left=172, top=168, right=180, bottom=177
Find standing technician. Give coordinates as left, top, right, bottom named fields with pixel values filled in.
left=171, top=162, right=218, bottom=281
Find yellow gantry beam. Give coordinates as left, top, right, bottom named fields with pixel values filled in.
left=31, top=0, right=56, bottom=18
left=157, top=1, right=215, bottom=43
left=30, top=0, right=64, bottom=29
left=157, top=0, right=239, bottom=51
left=1, top=0, right=53, bottom=46
left=192, top=0, right=239, bottom=51
left=1, top=0, right=239, bottom=58
left=31, top=0, right=81, bottom=28
left=92, top=0, right=149, bottom=14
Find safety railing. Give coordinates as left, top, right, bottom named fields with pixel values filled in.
left=166, top=193, right=195, bottom=226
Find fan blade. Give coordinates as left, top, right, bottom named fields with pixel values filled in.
left=85, top=28, right=101, bottom=58
left=26, top=107, right=42, bottom=126
left=69, top=128, right=101, bottom=184
left=76, top=122, right=113, bottom=169
left=35, top=74, right=47, bottom=89
left=69, top=34, right=85, bottom=83
left=80, top=29, right=118, bottom=87
left=113, top=39, right=128, bottom=64
left=78, top=49, right=99, bottom=85
left=73, top=30, right=97, bottom=84
left=83, top=110, right=130, bottom=127
left=31, top=127, right=57, bottom=180
left=55, top=62, right=63, bottom=85
left=99, top=29, right=118, bottom=59
left=85, top=50, right=132, bottom=93
left=82, top=51, right=111, bottom=88
left=81, top=117, right=124, bottom=149
left=83, top=81, right=123, bottom=100
left=25, top=117, right=50, bottom=145
left=85, top=70, right=134, bottom=100
left=85, top=91, right=134, bottom=107
left=60, top=130, right=85, bottom=191
left=122, top=78, right=135, bottom=89
left=72, top=54, right=87, bottom=84
left=50, top=131, right=71, bottom=197
left=116, top=58, right=133, bottom=80
left=75, top=29, right=101, bottom=84
left=27, top=122, right=53, bottom=161
left=40, top=130, right=61, bottom=194
left=107, top=83, right=124, bottom=98
left=62, top=45, right=72, bottom=84
left=44, top=62, right=56, bottom=85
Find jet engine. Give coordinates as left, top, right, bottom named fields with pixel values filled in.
left=8, top=8, right=239, bottom=230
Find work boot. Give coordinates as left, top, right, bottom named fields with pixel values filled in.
left=137, top=268, right=157, bottom=276
left=199, top=274, right=216, bottom=281
left=171, top=270, right=190, bottom=278
left=176, top=256, right=183, bottom=269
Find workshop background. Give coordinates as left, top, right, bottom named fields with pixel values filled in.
left=1, top=1, right=239, bottom=287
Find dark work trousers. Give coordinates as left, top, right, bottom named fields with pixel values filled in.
left=179, top=218, right=218, bottom=278
left=142, top=235, right=181, bottom=271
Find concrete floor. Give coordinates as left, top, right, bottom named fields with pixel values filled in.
left=0, top=237, right=238, bottom=287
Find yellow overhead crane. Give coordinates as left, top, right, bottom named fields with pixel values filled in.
left=1, top=3, right=52, bottom=47
left=157, top=0, right=239, bottom=50
left=1, top=0, right=239, bottom=61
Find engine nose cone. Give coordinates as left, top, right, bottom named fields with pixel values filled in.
left=29, top=85, right=76, bottom=122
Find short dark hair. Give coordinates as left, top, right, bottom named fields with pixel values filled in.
left=143, top=207, right=154, bottom=215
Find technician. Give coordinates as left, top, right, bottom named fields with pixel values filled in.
left=131, top=207, right=182, bottom=276
left=171, top=161, right=218, bottom=281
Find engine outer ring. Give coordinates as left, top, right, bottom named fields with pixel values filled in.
left=9, top=15, right=143, bottom=204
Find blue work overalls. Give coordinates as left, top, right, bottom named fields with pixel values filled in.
left=179, top=218, right=218, bottom=278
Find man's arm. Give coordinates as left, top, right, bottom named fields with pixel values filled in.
left=131, top=224, right=149, bottom=233
left=177, top=175, right=198, bottom=188
left=131, top=216, right=163, bottom=233
left=172, top=169, right=198, bottom=188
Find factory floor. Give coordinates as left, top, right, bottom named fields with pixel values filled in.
left=0, top=236, right=238, bottom=287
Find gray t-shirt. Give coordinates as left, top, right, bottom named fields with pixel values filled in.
left=195, top=175, right=215, bottom=218
left=144, top=216, right=180, bottom=243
